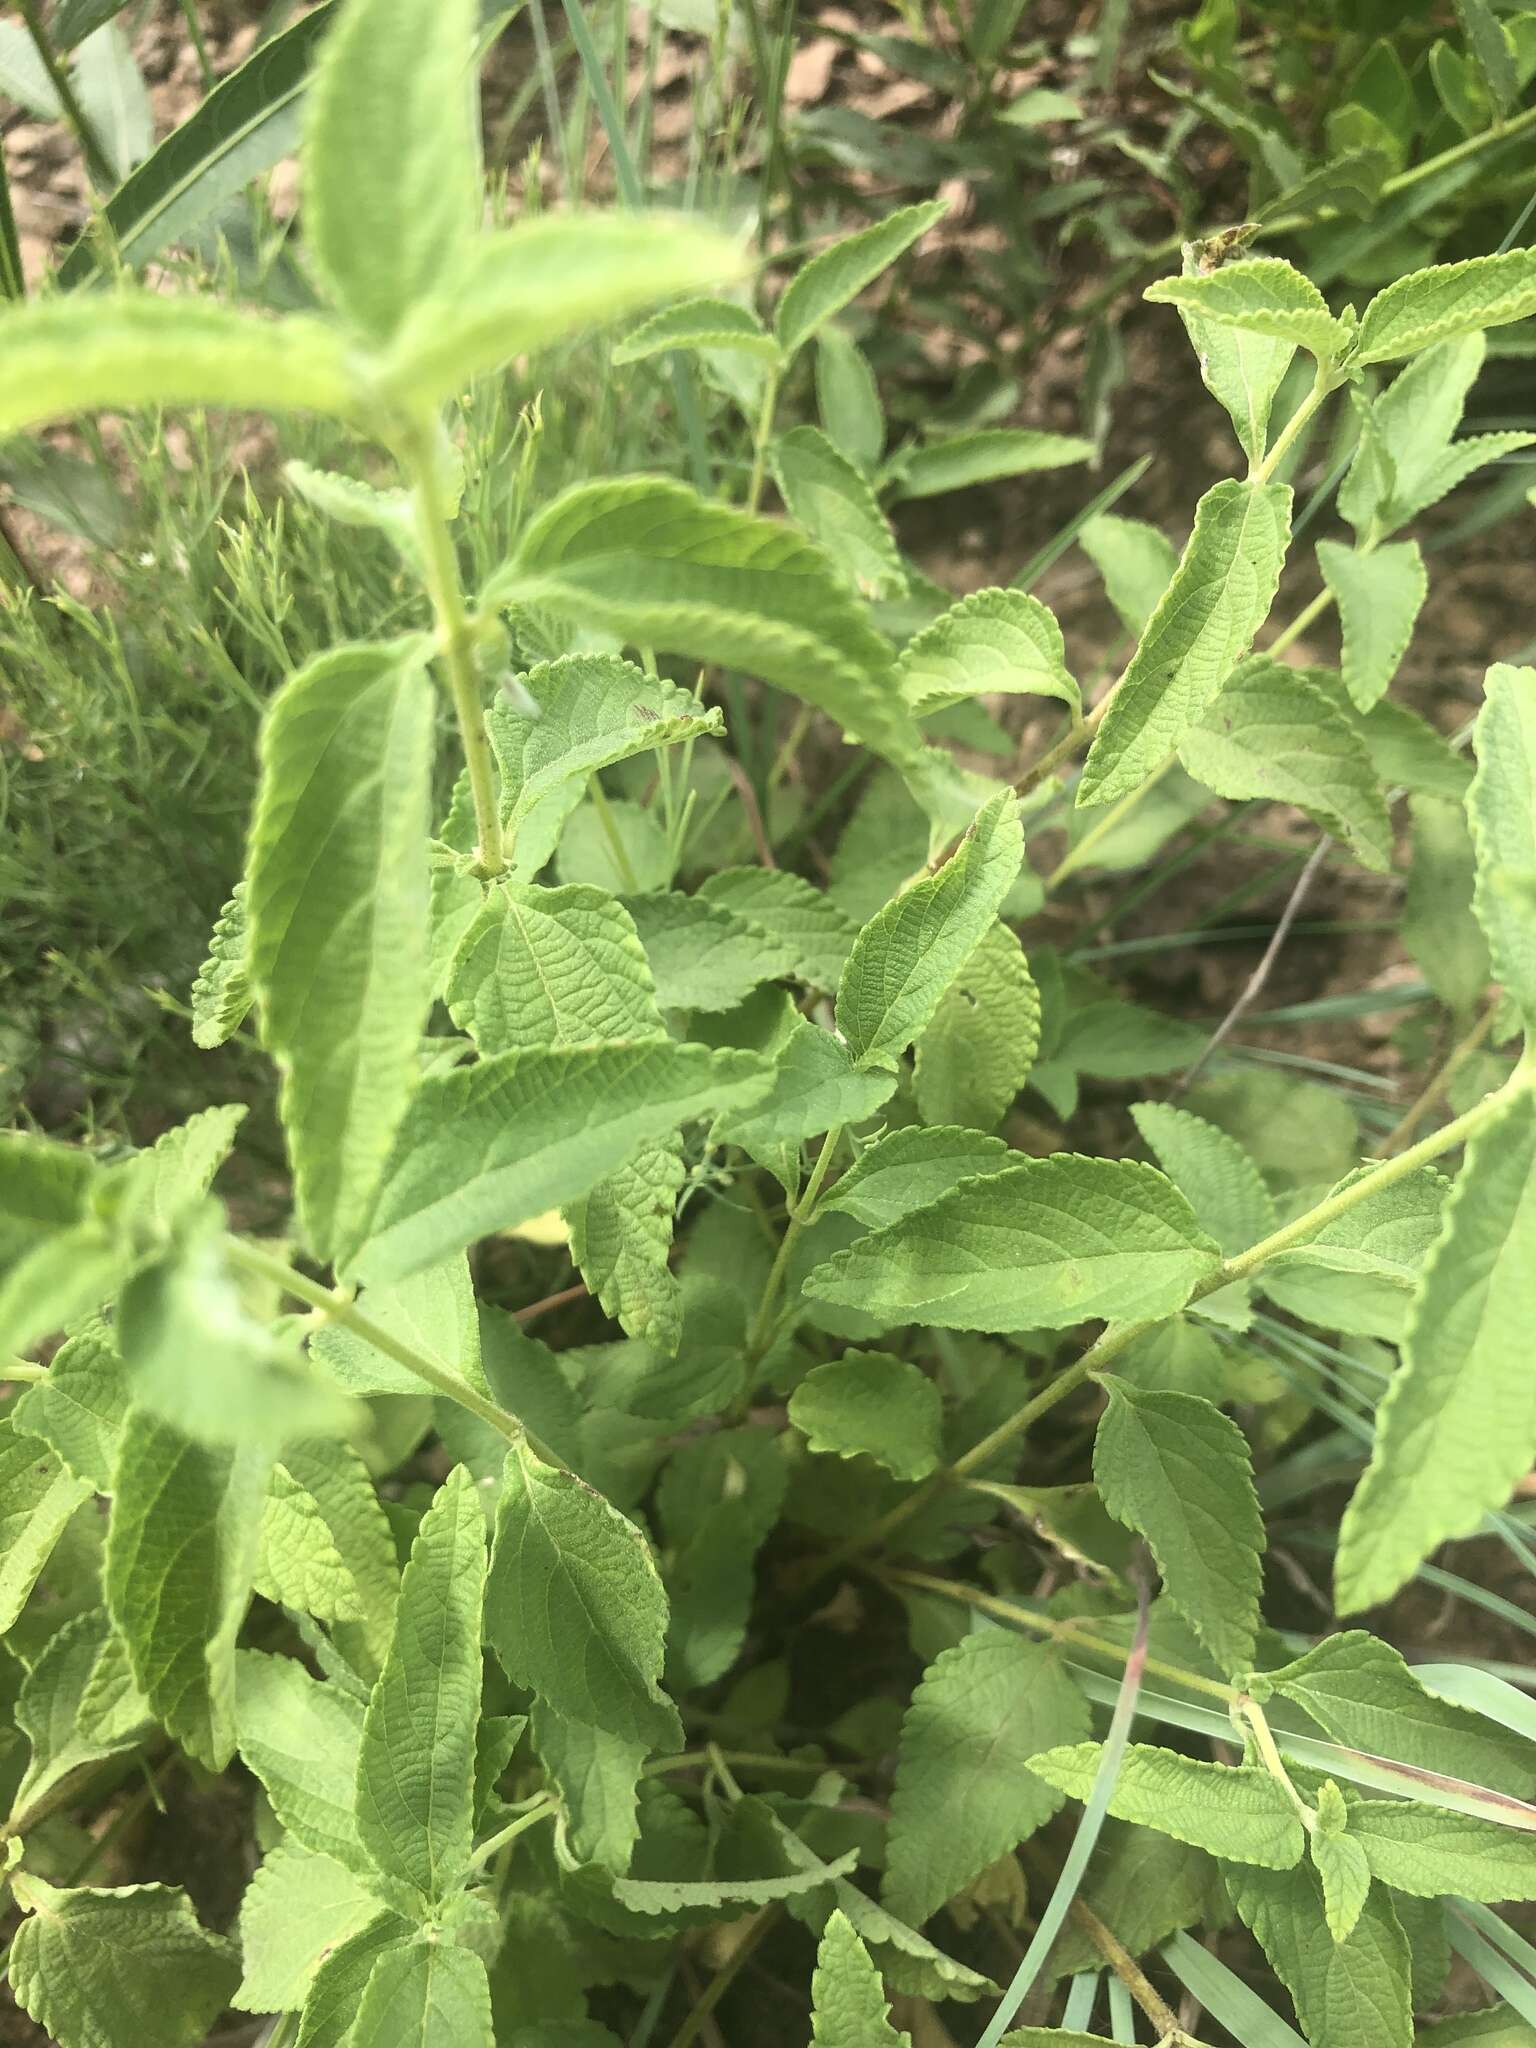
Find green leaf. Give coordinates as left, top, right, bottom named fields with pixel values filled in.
left=836, top=791, right=1024, bottom=1067
left=356, top=1466, right=485, bottom=1906
left=1080, top=480, right=1292, bottom=806
left=1260, top=1164, right=1448, bottom=1342
left=1470, top=665, right=1536, bottom=1025
left=790, top=1352, right=943, bottom=1481
left=1402, top=795, right=1491, bottom=1020
left=58, top=8, right=331, bottom=284
left=1357, top=248, right=1536, bottom=364
left=1335, top=1087, right=1536, bottom=1612
left=498, top=479, right=926, bottom=773
left=1310, top=1783, right=1373, bottom=1943
left=1315, top=540, right=1427, bottom=712
left=376, top=213, right=746, bottom=410
left=819, top=1124, right=1012, bottom=1230
left=1044, top=1820, right=1226, bottom=1979
left=107, top=1414, right=268, bottom=1770
left=1344, top=1799, right=1536, bottom=1901
left=1258, top=1631, right=1536, bottom=1800
left=776, top=198, right=947, bottom=359
left=1027, top=1742, right=1306, bottom=1868
left=715, top=1016, right=896, bottom=1157
left=568, top=1140, right=686, bottom=1355
left=811, top=1910, right=912, bottom=2046
left=883, top=1633, right=1089, bottom=1927
left=1226, top=1863, right=1411, bottom=2047
left=299, top=0, right=477, bottom=338
left=1165, top=254, right=1296, bottom=465
left=247, top=640, right=435, bottom=1262
left=1458, top=0, right=1519, bottom=110
left=0, top=291, right=357, bottom=438
left=293, top=1914, right=415, bottom=2048
left=190, top=886, right=253, bottom=1049
left=625, top=891, right=799, bottom=1012
left=117, top=1218, right=356, bottom=1447
left=486, top=1441, right=681, bottom=1751
left=312, top=1256, right=481, bottom=1400
left=0, top=1421, right=92, bottom=1632
left=347, top=1040, right=767, bottom=1287
left=447, top=882, right=659, bottom=1053
left=1131, top=1101, right=1277, bottom=1254
left=696, top=868, right=859, bottom=992
left=0, top=1137, right=131, bottom=1360
left=887, top=429, right=1094, bottom=500
left=772, top=425, right=905, bottom=600
left=11, top=1610, right=151, bottom=1829
left=1146, top=257, right=1350, bottom=360
left=614, top=295, right=781, bottom=364
left=487, top=654, right=721, bottom=875
left=1094, top=1378, right=1265, bottom=1677
left=235, top=1650, right=369, bottom=1872
left=1177, top=656, right=1392, bottom=871
left=896, top=587, right=1079, bottom=718
left=235, top=1841, right=383, bottom=2016
left=531, top=1705, right=648, bottom=1872
left=816, top=326, right=885, bottom=473
left=1079, top=513, right=1179, bottom=636
left=913, top=921, right=1040, bottom=1131
left=805, top=1155, right=1220, bottom=1332
left=348, top=1937, right=494, bottom=2048
left=8, top=1875, right=237, bottom=2048
left=256, top=1439, right=401, bottom=1681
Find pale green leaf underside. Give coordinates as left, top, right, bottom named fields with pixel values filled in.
left=1146, top=257, right=1350, bottom=360
left=190, top=886, right=253, bottom=1049
left=1316, top=538, right=1427, bottom=713
left=1336, top=1087, right=1536, bottom=1611
left=772, top=425, right=906, bottom=600
left=246, top=639, right=435, bottom=1261
left=836, top=790, right=1024, bottom=1067
left=819, top=1125, right=1012, bottom=1231
left=235, top=1842, right=381, bottom=2016
left=614, top=294, right=781, bottom=364
left=811, top=1910, right=912, bottom=2047
left=896, top=586, right=1079, bottom=717
left=0, top=292, right=358, bottom=439
left=776, top=198, right=947, bottom=359
left=1469, top=665, right=1536, bottom=1024
left=1028, top=1742, right=1306, bottom=1868
left=356, top=1465, right=485, bottom=1905
left=1080, top=479, right=1292, bottom=806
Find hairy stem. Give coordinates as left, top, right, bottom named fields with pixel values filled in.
left=745, top=365, right=782, bottom=514
left=745, top=1123, right=843, bottom=1359
left=401, top=423, right=507, bottom=878
left=1065, top=1895, right=1185, bottom=2040
left=1251, top=358, right=1338, bottom=488
left=465, top=1795, right=558, bottom=1871
left=226, top=1238, right=561, bottom=1462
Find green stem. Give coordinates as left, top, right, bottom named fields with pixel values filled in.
left=176, top=0, right=216, bottom=87
left=0, top=141, right=24, bottom=301
left=226, top=1239, right=560, bottom=1461
left=1378, top=995, right=1501, bottom=1157
left=819, top=1069, right=1528, bottom=1572
left=3, top=1361, right=46, bottom=1384
left=1236, top=1697, right=1315, bottom=1828
left=588, top=773, right=641, bottom=890
left=18, top=0, right=118, bottom=191
left=667, top=1906, right=781, bottom=2048
left=400, top=423, right=507, bottom=879
left=745, top=1124, right=842, bottom=1359
left=1266, top=584, right=1334, bottom=660
left=745, top=365, right=782, bottom=514
left=1251, top=358, right=1338, bottom=488
left=880, top=1567, right=1237, bottom=1704
left=1046, top=756, right=1176, bottom=891
left=465, top=1794, right=558, bottom=1871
